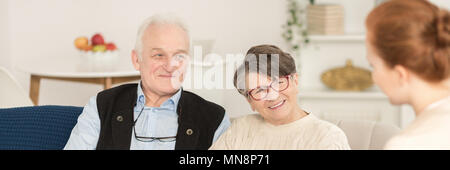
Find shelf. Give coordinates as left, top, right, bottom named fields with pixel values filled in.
left=308, top=34, right=365, bottom=42
left=298, top=88, right=388, bottom=100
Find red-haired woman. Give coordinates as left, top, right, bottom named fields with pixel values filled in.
left=366, top=0, right=450, bottom=149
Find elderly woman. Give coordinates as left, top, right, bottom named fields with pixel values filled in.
left=366, top=0, right=450, bottom=149
left=210, top=45, right=350, bottom=150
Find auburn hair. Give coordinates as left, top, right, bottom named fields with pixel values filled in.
left=366, top=0, right=450, bottom=82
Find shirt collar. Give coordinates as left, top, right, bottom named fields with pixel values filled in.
left=136, top=81, right=182, bottom=111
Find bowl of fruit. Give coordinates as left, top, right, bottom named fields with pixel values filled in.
left=74, top=33, right=119, bottom=70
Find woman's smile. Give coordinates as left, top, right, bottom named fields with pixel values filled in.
left=268, top=99, right=286, bottom=110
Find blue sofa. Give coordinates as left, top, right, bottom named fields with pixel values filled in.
left=0, top=106, right=83, bottom=150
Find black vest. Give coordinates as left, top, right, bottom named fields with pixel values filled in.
left=95, top=84, right=225, bottom=150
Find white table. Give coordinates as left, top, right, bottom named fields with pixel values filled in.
left=18, top=56, right=140, bottom=105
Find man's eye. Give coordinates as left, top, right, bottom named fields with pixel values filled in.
left=176, top=54, right=187, bottom=59
left=153, top=54, right=164, bottom=57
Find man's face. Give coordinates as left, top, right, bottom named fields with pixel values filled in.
left=132, top=23, right=190, bottom=96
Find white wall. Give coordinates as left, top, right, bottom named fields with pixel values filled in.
left=5, top=0, right=287, bottom=117
left=431, top=0, right=450, bottom=10
left=0, top=0, right=11, bottom=70
left=3, top=0, right=450, bottom=118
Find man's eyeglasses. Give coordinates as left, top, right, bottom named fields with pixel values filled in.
left=247, top=75, right=291, bottom=101
left=133, top=107, right=177, bottom=142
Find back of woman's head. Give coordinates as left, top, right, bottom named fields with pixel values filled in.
left=366, top=0, right=450, bottom=82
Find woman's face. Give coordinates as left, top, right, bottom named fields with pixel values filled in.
left=245, top=72, right=300, bottom=125
left=366, top=38, right=408, bottom=105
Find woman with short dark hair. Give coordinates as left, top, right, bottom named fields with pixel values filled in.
left=209, top=45, right=350, bottom=150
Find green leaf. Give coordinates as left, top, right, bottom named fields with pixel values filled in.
left=283, top=0, right=310, bottom=49
left=302, top=31, right=308, bottom=36
left=289, top=9, right=296, bottom=14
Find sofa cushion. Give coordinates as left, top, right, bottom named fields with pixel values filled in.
left=0, top=106, right=83, bottom=150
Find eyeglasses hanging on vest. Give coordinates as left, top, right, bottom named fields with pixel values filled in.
left=133, top=107, right=177, bottom=142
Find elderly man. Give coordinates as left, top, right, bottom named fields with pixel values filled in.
left=64, top=14, right=230, bottom=150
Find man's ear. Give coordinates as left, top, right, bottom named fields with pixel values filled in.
left=131, top=50, right=140, bottom=71
left=393, top=65, right=410, bottom=87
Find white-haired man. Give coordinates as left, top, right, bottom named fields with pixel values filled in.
left=64, top=14, right=230, bottom=150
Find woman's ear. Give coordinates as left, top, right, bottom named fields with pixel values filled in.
left=131, top=50, right=141, bottom=71
left=293, top=73, right=299, bottom=85
left=291, top=73, right=300, bottom=91
left=393, top=65, right=410, bottom=87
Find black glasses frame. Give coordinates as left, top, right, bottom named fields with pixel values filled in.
left=133, top=107, right=177, bottom=143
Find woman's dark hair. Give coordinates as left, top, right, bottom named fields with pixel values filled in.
left=233, top=45, right=297, bottom=96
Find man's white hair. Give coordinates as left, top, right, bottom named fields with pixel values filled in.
left=134, top=14, right=191, bottom=60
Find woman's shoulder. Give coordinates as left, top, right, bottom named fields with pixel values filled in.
left=308, top=115, right=341, bottom=129
left=384, top=111, right=450, bottom=149
left=218, top=114, right=264, bottom=140
left=309, top=115, right=351, bottom=149
left=306, top=115, right=348, bottom=137
left=232, top=113, right=265, bottom=125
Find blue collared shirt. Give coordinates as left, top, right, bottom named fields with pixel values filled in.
left=64, top=82, right=230, bottom=150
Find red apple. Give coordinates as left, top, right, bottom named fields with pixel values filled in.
left=91, top=33, right=105, bottom=45
left=106, top=43, right=117, bottom=51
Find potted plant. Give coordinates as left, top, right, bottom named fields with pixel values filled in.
left=282, top=0, right=314, bottom=73
left=282, top=0, right=311, bottom=53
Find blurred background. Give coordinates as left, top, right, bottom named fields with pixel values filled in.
left=1, top=0, right=449, bottom=129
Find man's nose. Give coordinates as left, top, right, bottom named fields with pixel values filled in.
left=164, top=56, right=181, bottom=72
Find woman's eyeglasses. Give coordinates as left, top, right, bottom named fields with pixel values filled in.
left=133, top=107, right=177, bottom=142
left=247, top=75, right=291, bottom=101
